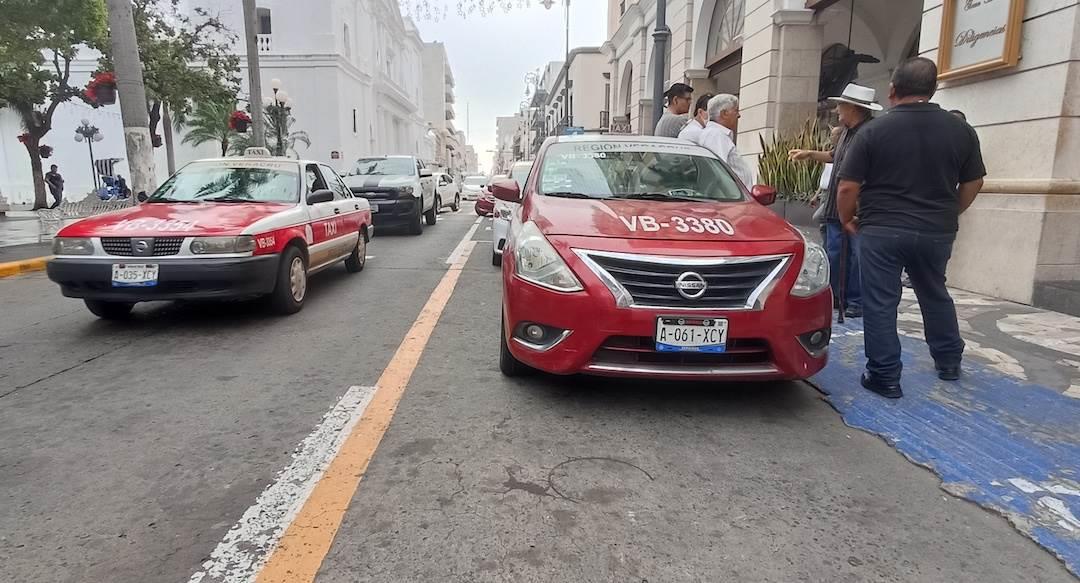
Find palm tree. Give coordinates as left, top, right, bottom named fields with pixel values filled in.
left=179, top=99, right=235, bottom=157
left=231, top=105, right=310, bottom=158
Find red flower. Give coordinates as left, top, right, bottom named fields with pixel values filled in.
left=229, top=110, right=252, bottom=131
left=92, top=71, right=116, bottom=87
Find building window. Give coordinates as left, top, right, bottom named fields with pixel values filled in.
left=343, top=24, right=351, bottom=58
left=706, top=0, right=746, bottom=63
left=353, top=109, right=357, bottom=133
left=256, top=7, right=272, bottom=34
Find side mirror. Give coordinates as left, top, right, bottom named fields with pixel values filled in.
left=419, top=169, right=433, bottom=178
left=307, top=189, right=334, bottom=205
left=491, top=179, right=521, bottom=203
left=751, top=185, right=777, bottom=206
left=136, top=191, right=149, bottom=203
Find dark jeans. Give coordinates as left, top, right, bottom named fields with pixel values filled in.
left=859, top=225, right=964, bottom=383
left=48, top=187, right=62, bottom=208
left=822, top=221, right=861, bottom=308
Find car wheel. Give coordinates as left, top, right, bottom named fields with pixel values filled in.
left=492, top=249, right=502, bottom=267
left=500, top=315, right=532, bottom=377
left=269, top=246, right=307, bottom=314
left=344, top=231, right=367, bottom=273
left=451, top=194, right=461, bottom=212
left=407, top=199, right=424, bottom=236
left=84, top=299, right=134, bottom=320
left=425, top=197, right=439, bottom=225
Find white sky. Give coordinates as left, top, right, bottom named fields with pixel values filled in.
left=412, top=1, right=609, bottom=174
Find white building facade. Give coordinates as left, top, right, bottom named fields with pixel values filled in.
left=539, top=47, right=610, bottom=137
left=421, top=42, right=466, bottom=176
left=0, top=0, right=430, bottom=204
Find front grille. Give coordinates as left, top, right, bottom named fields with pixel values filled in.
left=101, top=237, right=184, bottom=257
left=583, top=252, right=787, bottom=309
left=349, top=187, right=401, bottom=200
left=592, top=336, right=772, bottom=367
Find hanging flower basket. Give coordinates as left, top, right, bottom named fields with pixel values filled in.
left=229, top=110, right=252, bottom=133
left=85, top=72, right=117, bottom=106
left=39, top=145, right=53, bottom=159
left=95, top=85, right=117, bottom=105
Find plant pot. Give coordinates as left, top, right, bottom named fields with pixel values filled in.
left=232, top=119, right=250, bottom=133
left=96, top=85, right=117, bottom=105
left=39, top=145, right=53, bottom=159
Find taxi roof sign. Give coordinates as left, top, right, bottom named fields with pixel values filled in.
left=244, top=147, right=272, bottom=157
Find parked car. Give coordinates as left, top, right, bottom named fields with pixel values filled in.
left=462, top=175, right=488, bottom=200
left=496, top=135, right=832, bottom=382
left=492, top=161, right=531, bottom=267
left=435, top=172, right=462, bottom=212
left=47, top=151, right=373, bottom=319
left=342, top=155, right=437, bottom=235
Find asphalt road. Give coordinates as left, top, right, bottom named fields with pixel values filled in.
left=0, top=210, right=1074, bottom=582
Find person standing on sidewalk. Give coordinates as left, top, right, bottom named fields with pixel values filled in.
left=677, top=93, right=714, bottom=144
left=790, top=84, right=881, bottom=318
left=836, top=57, right=986, bottom=398
left=654, top=82, right=694, bottom=139
left=45, top=165, right=64, bottom=209
left=699, top=94, right=754, bottom=188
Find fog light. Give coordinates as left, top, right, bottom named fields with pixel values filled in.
left=512, top=321, right=572, bottom=352
left=797, top=328, right=831, bottom=356
left=525, top=324, right=545, bottom=342
left=810, top=331, right=824, bottom=345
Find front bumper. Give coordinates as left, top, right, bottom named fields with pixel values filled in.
left=354, top=195, right=419, bottom=228
left=502, top=277, right=832, bottom=382
left=47, top=255, right=279, bottom=302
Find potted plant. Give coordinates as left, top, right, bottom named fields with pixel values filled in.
left=757, top=119, right=829, bottom=226
left=229, top=110, right=252, bottom=133
left=85, top=72, right=117, bottom=106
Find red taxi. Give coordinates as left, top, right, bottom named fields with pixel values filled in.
left=497, top=136, right=832, bottom=381
left=47, top=153, right=372, bottom=319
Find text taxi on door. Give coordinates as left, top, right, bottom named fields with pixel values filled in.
left=47, top=149, right=372, bottom=319
left=495, top=135, right=833, bottom=382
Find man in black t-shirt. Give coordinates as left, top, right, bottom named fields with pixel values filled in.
left=836, top=58, right=987, bottom=398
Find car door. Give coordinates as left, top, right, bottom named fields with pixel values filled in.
left=437, top=174, right=453, bottom=206
left=305, top=164, right=343, bottom=268
left=417, top=160, right=434, bottom=211
left=320, top=164, right=360, bottom=259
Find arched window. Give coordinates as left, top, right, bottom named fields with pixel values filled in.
left=706, top=0, right=745, bottom=63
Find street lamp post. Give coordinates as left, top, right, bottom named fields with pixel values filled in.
left=268, top=79, right=292, bottom=156
left=543, top=0, right=572, bottom=131
left=74, top=119, right=104, bottom=191
left=652, top=0, right=669, bottom=129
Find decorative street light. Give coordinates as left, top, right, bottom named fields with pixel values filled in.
left=267, top=79, right=293, bottom=156
left=542, top=0, right=572, bottom=131
left=74, top=119, right=104, bottom=190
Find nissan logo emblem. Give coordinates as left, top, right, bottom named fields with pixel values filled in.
left=133, top=239, right=150, bottom=253
left=674, top=271, right=707, bottom=300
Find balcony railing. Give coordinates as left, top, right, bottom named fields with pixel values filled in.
left=257, top=34, right=272, bottom=53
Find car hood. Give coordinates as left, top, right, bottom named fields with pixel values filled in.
left=57, top=202, right=296, bottom=237
left=530, top=195, right=801, bottom=242
left=343, top=174, right=415, bottom=189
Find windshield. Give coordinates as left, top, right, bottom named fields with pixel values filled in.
left=538, top=142, right=745, bottom=202
left=350, top=158, right=415, bottom=177
left=509, top=165, right=531, bottom=187
left=148, top=161, right=299, bottom=203
left=464, top=176, right=487, bottom=187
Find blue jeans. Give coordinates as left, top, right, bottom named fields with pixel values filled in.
left=823, top=222, right=861, bottom=309
left=858, top=226, right=964, bottom=383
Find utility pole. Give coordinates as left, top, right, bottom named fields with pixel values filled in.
left=242, top=0, right=266, bottom=147
left=652, top=0, right=669, bottom=130
left=564, top=0, right=571, bottom=128
left=105, top=0, right=157, bottom=196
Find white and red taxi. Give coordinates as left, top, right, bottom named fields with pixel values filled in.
left=496, top=135, right=833, bottom=381
left=47, top=152, right=372, bottom=319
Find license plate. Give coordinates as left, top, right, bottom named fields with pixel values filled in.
left=111, top=263, right=159, bottom=287
left=370, top=203, right=379, bottom=213
left=655, top=317, right=728, bottom=353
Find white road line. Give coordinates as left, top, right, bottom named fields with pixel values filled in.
left=445, top=216, right=483, bottom=265
left=187, top=385, right=377, bottom=583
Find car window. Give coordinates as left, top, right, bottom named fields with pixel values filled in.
left=320, top=165, right=350, bottom=199
left=306, top=164, right=329, bottom=194
left=537, top=142, right=746, bottom=202
left=148, top=161, right=300, bottom=203
left=350, top=158, right=415, bottom=176
left=510, top=164, right=531, bottom=188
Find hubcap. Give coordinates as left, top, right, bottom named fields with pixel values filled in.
left=357, top=236, right=366, bottom=266
left=289, top=256, right=306, bottom=302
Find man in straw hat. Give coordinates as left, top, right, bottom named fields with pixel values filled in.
left=835, top=57, right=986, bottom=399
left=790, top=82, right=883, bottom=320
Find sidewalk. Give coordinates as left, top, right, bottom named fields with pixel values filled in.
left=0, top=209, right=46, bottom=248
left=814, top=289, right=1080, bottom=576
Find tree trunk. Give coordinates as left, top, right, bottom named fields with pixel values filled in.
left=220, top=136, right=228, bottom=157
left=162, top=105, right=176, bottom=174
left=106, top=0, right=158, bottom=196
left=24, top=138, right=48, bottom=210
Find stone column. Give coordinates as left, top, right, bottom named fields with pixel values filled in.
left=921, top=0, right=1080, bottom=312
left=737, top=0, right=824, bottom=171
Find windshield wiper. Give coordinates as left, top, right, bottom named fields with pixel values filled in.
left=614, top=192, right=702, bottom=202
left=146, top=197, right=201, bottom=203
left=544, top=191, right=600, bottom=199
left=205, top=196, right=260, bottom=203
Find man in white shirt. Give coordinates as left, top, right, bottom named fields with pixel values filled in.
left=698, top=94, right=754, bottom=187
left=677, top=93, right=714, bottom=144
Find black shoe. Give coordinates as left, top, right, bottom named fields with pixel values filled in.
left=860, top=373, right=903, bottom=399
left=844, top=305, right=863, bottom=318
left=937, top=366, right=961, bottom=381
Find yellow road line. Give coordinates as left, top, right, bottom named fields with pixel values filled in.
left=256, top=240, right=477, bottom=583
left=0, top=256, right=52, bottom=278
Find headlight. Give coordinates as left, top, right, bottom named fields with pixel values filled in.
left=395, top=186, right=415, bottom=197
left=791, top=240, right=830, bottom=297
left=190, top=236, right=255, bottom=255
left=513, top=222, right=583, bottom=292
left=53, top=237, right=94, bottom=255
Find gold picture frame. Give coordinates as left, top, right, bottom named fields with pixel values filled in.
left=938, top=0, right=1025, bottom=81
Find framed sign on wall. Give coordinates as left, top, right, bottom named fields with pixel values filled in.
left=938, top=0, right=1026, bottom=81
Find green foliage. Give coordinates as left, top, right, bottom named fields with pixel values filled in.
left=231, top=105, right=311, bottom=158
left=180, top=98, right=236, bottom=157
left=757, top=119, right=830, bottom=203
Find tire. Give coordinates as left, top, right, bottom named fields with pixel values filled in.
left=499, top=315, right=531, bottom=377
left=492, top=249, right=502, bottom=267
left=269, top=246, right=307, bottom=315
left=407, top=198, right=424, bottom=236
left=344, top=230, right=367, bottom=273
left=425, top=197, right=439, bottom=226
left=84, top=299, right=134, bottom=320
left=451, top=194, right=461, bottom=212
